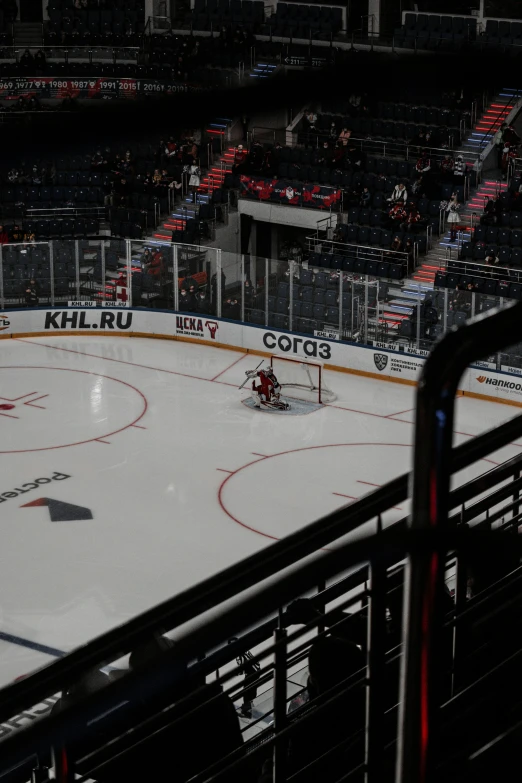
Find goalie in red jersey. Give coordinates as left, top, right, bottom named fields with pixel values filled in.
left=242, top=365, right=289, bottom=410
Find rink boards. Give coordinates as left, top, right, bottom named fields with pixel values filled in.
left=1, top=306, right=522, bottom=408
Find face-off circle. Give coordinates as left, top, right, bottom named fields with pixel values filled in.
left=218, top=443, right=497, bottom=542
left=0, top=366, right=147, bottom=453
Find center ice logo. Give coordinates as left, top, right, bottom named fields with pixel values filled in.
left=373, top=353, right=388, bottom=372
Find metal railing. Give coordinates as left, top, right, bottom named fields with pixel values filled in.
left=399, top=298, right=522, bottom=783
left=0, top=311, right=521, bottom=782
left=6, top=46, right=141, bottom=64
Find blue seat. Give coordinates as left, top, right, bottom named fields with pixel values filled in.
left=325, top=290, right=338, bottom=306
left=313, top=289, right=326, bottom=305
left=301, top=286, right=313, bottom=302
left=276, top=297, right=288, bottom=314
left=301, top=302, right=313, bottom=319
left=299, top=268, right=313, bottom=286
left=358, top=227, right=370, bottom=244
left=370, top=228, right=382, bottom=245
left=277, top=281, right=289, bottom=298
left=325, top=307, right=339, bottom=324
left=313, top=304, right=325, bottom=321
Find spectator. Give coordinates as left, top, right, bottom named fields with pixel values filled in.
left=223, top=297, right=240, bottom=319
left=148, top=248, right=164, bottom=277
left=34, top=49, right=46, bottom=71
left=348, top=93, right=361, bottom=115
left=232, top=145, right=247, bottom=175
left=24, top=278, right=39, bottom=306
left=390, top=235, right=403, bottom=255
left=387, top=203, right=407, bottom=230
left=91, top=149, right=105, bottom=169
left=504, top=124, right=521, bottom=150
left=0, top=225, right=9, bottom=244
left=180, top=287, right=198, bottom=312
left=243, top=279, right=255, bottom=311
left=415, top=150, right=431, bottom=175
left=359, top=186, right=371, bottom=208
left=10, top=224, right=22, bottom=242
left=453, top=154, right=466, bottom=184
left=304, top=110, right=318, bottom=143
left=387, top=182, right=408, bottom=204
left=404, top=236, right=415, bottom=267
left=440, top=154, right=454, bottom=180
left=451, top=282, right=472, bottom=313
left=401, top=205, right=421, bottom=233
left=196, top=289, right=211, bottom=314
left=501, top=142, right=516, bottom=181
left=485, top=250, right=500, bottom=274
left=446, top=193, right=461, bottom=241
left=495, top=122, right=508, bottom=167
left=169, top=177, right=182, bottom=201
left=480, top=197, right=501, bottom=226
left=141, top=248, right=153, bottom=267
left=181, top=274, right=199, bottom=291
left=317, top=141, right=333, bottom=167
left=185, top=163, right=201, bottom=200
left=259, top=637, right=365, bottom=783
left=19, top=49, right=34, bottom=72
left=165, top=136, right=178, bottom=158
left=411, top=176, right=424, bottom=196
left=338, top=127, right=351, bottom=146
left=329, top=121, right=338, bottom=142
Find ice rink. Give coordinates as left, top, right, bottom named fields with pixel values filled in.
left=0, top=334, right=520, bottom=686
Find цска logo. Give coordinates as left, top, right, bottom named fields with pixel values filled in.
left=374, top=353, right=388, bottom=372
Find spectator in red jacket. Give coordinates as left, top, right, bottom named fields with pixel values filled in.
left=0, top=225, right=9, bottom=244
left=233, top=144, right=248, bottom=175
left=400, top=206, right=421, bottom=233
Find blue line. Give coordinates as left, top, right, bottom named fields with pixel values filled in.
left=0, top=631, right=65, bottom=658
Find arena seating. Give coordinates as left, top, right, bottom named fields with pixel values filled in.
left=393, top=13, right=478, bottom=47
left=45, top=0, right=145, bottom=46
left=1, top=136, right=203, bottom=239
left=174, top=0, right=264, bottom=32
left=263, top=2, right=343, bottom=37
left=247, top=267, right=371, bottom=334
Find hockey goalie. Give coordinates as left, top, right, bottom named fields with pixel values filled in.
left=244, top=366, right=290, bottom=410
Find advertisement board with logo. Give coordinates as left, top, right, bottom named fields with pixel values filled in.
left=3, top=307, right=522, bottom=407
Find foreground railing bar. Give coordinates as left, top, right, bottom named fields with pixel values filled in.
left=398, top=300, right=522, bottom=783
left=460, top=476, right=522, bottom=525
left=0, top=528, right=519, bottom=778
left=0, top=408, right=521, bottom=728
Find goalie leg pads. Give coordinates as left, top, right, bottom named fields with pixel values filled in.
left=251, top=388, right=262, bottom=408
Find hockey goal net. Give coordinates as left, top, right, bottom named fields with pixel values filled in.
left=270, top=355, right=336, bottom=404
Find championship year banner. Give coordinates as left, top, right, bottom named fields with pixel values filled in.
left=0, top=78, right=200, bottom=101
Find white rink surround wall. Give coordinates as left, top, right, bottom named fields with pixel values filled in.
left=2, top=306, right=522, bottom=408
